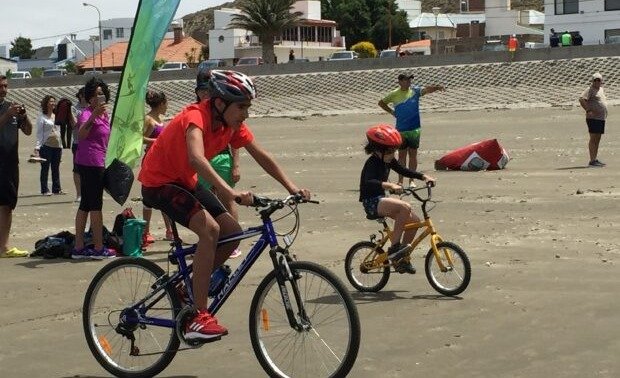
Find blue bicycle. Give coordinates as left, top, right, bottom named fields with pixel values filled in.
left=82, top=193, right=360, bottom=378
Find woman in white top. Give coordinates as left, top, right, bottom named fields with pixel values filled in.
left=35, top=95, right=64, bottom=195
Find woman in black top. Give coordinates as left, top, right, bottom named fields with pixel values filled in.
left=359, top=124, right=434, bottom=273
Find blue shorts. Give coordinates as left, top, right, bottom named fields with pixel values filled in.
left=586, top=119, right=605, bottom=134
left=362, top=195, right=384, bottom=218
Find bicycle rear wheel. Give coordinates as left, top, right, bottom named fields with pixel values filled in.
left=249, top=261, right=360, bottom=378
left=425, top=241, right=471, bottom=296
left=345, top=241, right=390, bottom=292
left=83, top=258, right=181, bottom=378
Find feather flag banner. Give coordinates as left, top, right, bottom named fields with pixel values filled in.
left=105, top=0, right=180, bottom=168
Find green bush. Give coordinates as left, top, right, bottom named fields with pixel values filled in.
left=351, top=41, right=377, bottom=58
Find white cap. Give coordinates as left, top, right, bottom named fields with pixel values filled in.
left=592, top=72, right=603, bottom=81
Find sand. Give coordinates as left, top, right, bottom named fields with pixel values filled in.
left=1, top=106, right=619, bottom=377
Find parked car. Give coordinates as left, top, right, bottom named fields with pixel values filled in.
left=482, top=41, right=507, bottom=52
left=83, top=70, right=104, bottom=76
left=328, top=51, right=359, bottom=60
left=605, top=35, right=620, bottom=44
left=236, top=57, right=264, bottom=66
left=379, top=49, right=398, bottom=58
left=198, top=59, right=227, bottom=71
left=10, top=71, right=31, bottom=79
left=42, top=69, right=67, bottom=77
left=159, top=62, right=189, bottom=71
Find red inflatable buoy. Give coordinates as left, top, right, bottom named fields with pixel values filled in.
left=435, top=139, right=509, bottom=171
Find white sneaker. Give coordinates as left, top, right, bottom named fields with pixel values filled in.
left=229, top=248, right=242, bottom=259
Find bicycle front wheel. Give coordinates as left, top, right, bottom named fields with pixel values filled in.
left=425, top=241, right=471, bottom=296
left=345, top=241, right=390, bottom=292
left=83, top=258, right=181, bottom=378
left=250, top=261, right=360, bottom=378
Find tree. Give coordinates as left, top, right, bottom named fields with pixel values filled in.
left=10, top=37, right=34, bottom=59
left=63, top=61, right=77, bottom=74
left=370, top=9, right=411, bottom=50
left=322, top=0, right=371, bottom=48
left=229, top=0, right=303, bottom=64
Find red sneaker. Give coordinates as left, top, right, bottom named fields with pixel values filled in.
left=184, top=310, right=228, bottom=341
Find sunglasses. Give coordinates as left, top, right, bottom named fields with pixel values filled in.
left=593, top=78, right=602, bottom=82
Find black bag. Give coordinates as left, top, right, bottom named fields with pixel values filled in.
left=103, top=158, right=134, bottom=205
left=31, top=231, right=75, bottom=259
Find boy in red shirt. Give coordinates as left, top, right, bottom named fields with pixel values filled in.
left=139, top=70, right=311, bottom=341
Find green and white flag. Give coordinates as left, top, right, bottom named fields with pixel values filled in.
left=105, top=0, right=180, bottom=168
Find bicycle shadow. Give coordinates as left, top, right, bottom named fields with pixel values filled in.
left=16, top=257, right=95, bottom=269
left=350, top=291, right=462, bottom=304
left=61, top=375, right=197, bottom=378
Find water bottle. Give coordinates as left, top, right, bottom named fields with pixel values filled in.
left=208, top=265, right=231, bottom=297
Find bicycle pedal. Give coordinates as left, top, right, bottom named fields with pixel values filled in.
left=185, top=335, right=222, bottom=346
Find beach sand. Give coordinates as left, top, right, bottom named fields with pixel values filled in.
left=1, top=106, right=618, bottom=377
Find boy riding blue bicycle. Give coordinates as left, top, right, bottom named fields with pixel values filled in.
left=138, top=69, right=311, bottom=341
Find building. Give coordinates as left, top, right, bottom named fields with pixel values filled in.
left=208, top=0, right=346, bottom=63
left=77, top=24, right=204, bottom=72
left=0, top=57, right=18, bottom=75
left=544, top=0, right=620, bottom=45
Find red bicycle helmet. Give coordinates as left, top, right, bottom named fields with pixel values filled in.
left=366, top=124, right=402, bottom=148
left=207, top=70, right=257, bottom=102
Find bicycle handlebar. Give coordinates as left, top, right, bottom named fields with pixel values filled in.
left=235, top=193, right=319, bottom=208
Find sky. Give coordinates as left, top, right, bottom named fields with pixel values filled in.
left=0, top=0, right=228, bottom=49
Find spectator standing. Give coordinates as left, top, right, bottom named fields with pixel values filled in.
left=289, top=49, right=295, bottom=62
left=0, top=75, right=33, bottom=257
left=508, top=34, right=518, bottom=61
left=71, top=88, right=88, bottom=203
left=550, top=29, right=560, bottom=47
left=378, top=73, right=444, bottom=187
left=35, top=95, right=65, bottom=195
left=579, top=73, right=608, bottom=167
left=573, top=32, right=583, bottom=46
left=72, top=77, right=116, bottom=259
left=561, top=31, right=572, bottom=47
left=54, top=97, right=74, bottom=148
left=141, top=89, right=174, bottom=245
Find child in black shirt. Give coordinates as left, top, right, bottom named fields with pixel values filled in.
left=359, top=124, right=435, bottom=273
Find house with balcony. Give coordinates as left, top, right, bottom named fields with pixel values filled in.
left=544, top=0, right=620, bottom=44
left=208, top=0, right=346, bottom=63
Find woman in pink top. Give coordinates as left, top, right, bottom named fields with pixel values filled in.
left=72, top=77, right=115, bottom=260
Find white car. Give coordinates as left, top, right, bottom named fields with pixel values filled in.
left=159, top=62, right=189, bottom=71
left=11, top=71, right=32, bottom=79
left=329, top=51, right=359, bottom=60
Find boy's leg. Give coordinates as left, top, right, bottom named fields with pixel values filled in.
left=377, top=197, right=415, bottom=247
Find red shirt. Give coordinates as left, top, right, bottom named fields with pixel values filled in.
left=138, top=100, right=254, bottom=189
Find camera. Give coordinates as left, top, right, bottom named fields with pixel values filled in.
left=18, top=105, right=26, bottom=115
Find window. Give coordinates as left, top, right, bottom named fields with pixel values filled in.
left=605, top=28, right=620, bottom=43
left=318, top=27, right=332, bottom=43
left=282, top=26, right=299, bottom=42
left=103, top=29, right=112, bottom=40
left=606, top=0, right=620, bottom=10
left=115, top=28, right=124, bottom=38
left=300, top=26, right=314, bottom=42
left=555, top=0, right=578, bottom=14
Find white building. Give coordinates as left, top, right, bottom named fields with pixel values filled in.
left=485, top=0, right=544, bottom=37
left=544, top=0, right=620, bottom=44
left=208, top=0, right=345, bottom=63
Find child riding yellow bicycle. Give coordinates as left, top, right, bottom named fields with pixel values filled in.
left=359, top=124, right=435, bottom=274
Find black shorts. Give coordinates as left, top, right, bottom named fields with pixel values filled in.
left=0, top=164, right=19, bottom=209
left=77, top=164, right=105, bottom=211
left=141, top=183, right=227, bottom=228
left=586, top=119, right=605, bottom=134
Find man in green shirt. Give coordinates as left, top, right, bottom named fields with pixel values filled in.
left=561, top=31, right=572, bottom=47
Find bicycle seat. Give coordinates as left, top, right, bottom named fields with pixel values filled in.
left=365, top=214, right=385, bottom=222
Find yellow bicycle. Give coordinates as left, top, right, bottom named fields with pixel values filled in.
left=345, top=184, right=471, bottom=296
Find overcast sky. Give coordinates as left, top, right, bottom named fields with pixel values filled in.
left=1, top=0, right=228, bottom=48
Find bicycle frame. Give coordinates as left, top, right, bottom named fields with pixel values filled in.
left=121, top=211, right=304, bottom=331
left=368, top=189, right=453, bottom=271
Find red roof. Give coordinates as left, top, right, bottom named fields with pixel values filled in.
left=78, top=36, right=204, bottom=71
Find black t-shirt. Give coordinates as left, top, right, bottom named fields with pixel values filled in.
left=359, top=154, right=424, bottom=201
left=0, top=101, right=20, bottom=168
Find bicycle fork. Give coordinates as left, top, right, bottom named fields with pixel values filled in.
left=269, top=247, right=311, bottom=332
